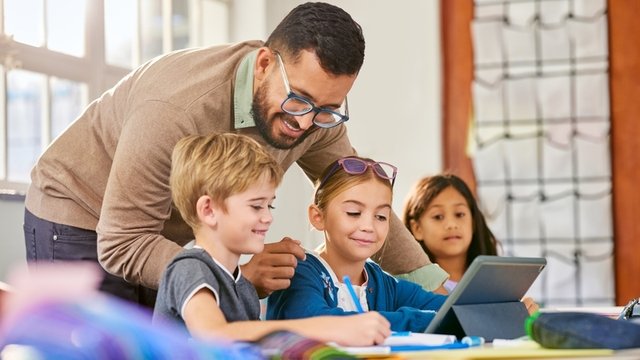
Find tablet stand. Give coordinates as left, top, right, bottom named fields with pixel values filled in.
left=451, top=302, right=530, bottom=341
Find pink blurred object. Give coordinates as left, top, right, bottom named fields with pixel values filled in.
left=1, top=261, right=103, bottom=330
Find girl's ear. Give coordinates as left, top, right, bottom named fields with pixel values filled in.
left=197, top=195, right=220, bottom=227
left=409, top=219, right=423, bottom=241
left=308, top=204, right=325, bottom=231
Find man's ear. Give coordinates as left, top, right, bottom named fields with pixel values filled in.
left=197, top=195, right=219, bottom=227
left=409, top=219, right=423, bottom=241
left=254, top=47, right=274, bottom=82
left=308, top=204, right=325, bottom=231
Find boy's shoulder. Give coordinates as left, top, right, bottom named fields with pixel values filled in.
left=167, top=247, right=227, bottom=278
left=171, top=247, right=211, bottom=265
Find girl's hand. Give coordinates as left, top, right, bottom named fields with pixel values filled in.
left=311, top=312, right=391, bottom=346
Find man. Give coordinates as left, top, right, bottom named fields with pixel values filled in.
left=24, top=2, right=447, bottom=306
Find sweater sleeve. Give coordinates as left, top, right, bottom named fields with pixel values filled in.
left=96, top=101, right=195, bottom=289
left=266, top=257, right=359, bottom=320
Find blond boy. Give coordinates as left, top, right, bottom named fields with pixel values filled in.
left=153, top=133, right=390, bottom=345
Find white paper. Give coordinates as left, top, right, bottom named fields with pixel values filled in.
left=504, top=25, right=536, bottom=63
left=579, top=242, right=614, bottom=302
left=509, top=185, right=541, bottom=240
left=545, top=242, right=579, bottom=303
left=475, top=4, right=504, bottom=20
left=573, top=0, right=606, bottom=18
left=507, top=2, right=536, bottom=27
left=505, top=137, right=538, bottom=180
left=540, top=0, right=570, bottom=25
left=575, top=135, right=610, bottom=178
left=578, top=193, right=612, bottom=238
left=543, top=137, right=572, bottom=180
left=472, top=20, right=504, bottom=65
left=537, top=75, right=571, bottom=121
left=575, top=73, right=609, bottom=118
left=539, top=26, right=570, bottom=61
left=473, top=141, right=506, bottom=182
left=540, top=193, right=575, bottom=239
left=382, top=332, right=456, bottom=346
left=506, top=78, right=537, bottom=122
left=569, top=15, right=608, bottom=59
left=473, top=80, right=503, bottom=123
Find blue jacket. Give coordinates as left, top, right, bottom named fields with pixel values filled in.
left=266, top=253, right=447, bottom=332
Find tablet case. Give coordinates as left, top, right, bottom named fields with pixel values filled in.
left=425, top=255, right=546, bottom=341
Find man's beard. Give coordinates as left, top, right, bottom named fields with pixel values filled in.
left=251, top=82, right=313, bottom=150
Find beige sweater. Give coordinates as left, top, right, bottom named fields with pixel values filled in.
left=26, top=41, right=445, bottom=290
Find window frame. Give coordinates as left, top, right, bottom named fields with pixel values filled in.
left=0, top=0, right=230, bottom=196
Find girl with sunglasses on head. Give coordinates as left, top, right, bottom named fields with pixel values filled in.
left=402, top=174, right=499, bottom=294
left=266, top=156, right=446, bottom=332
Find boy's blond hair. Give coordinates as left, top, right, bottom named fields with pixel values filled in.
left=170, top=133, right=283, bottom=230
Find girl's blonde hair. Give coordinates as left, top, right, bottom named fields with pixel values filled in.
left=171, top=133, right=283, bottom=230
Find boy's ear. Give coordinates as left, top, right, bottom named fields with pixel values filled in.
left=409, top=219, right=423, bottom=240
left=308, top=204, right=325, bottom=231
left=197, top=195, right=220, bottom=227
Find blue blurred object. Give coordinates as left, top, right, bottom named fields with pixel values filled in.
left=0, top=295, right=262, bottom=359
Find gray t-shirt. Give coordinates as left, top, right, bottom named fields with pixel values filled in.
left=153, top=247, right=260, bottom=330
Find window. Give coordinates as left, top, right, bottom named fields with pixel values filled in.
left=0, top=0, right=229, bottom=194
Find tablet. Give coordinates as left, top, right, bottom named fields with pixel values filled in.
left=425, top=255, right=546, bottom=340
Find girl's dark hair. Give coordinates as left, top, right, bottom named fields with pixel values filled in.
left=265, top=2, right=365, bottom=75
left=402, top=174, right=499, bottom=269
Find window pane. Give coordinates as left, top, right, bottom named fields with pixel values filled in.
left=7, top=70, right=45, bottom=183
left=4, top=0, right=44, bottom=47
left=51, top=77, right=87, bottom=140
left=172, top=0, right=190, bottom=50
left=141, top=0, right=163, bottom=62
left=202, top=0, right=229, bottom=46
left=47, top=0, right=87, bottom=56
left=105, top=0, right=136, bottom=68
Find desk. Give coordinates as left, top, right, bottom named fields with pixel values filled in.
left=350, top=340, right=640, bottom=360
left=394, top=343, right=640, bottom=360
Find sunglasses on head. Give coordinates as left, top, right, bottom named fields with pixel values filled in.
left=317, top=157, right=398, bottom=190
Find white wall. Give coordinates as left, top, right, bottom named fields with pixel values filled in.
left=263, top=0, right=443, bottom=250
left=0, top=0, right=442, bottom=280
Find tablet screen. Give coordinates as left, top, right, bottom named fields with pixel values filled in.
left=425, top=255, right=546, bottom=338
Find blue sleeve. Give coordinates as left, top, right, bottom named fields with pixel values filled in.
left=266, top=258, right=359, bottom=320
left=366, top=263, right=447, bottom=332
left=377, top=307, right=438, bottom=333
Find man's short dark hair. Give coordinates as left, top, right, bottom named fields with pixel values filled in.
left=265, top=2, right=365, bottom=76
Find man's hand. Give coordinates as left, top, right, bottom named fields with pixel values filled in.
left=240, top=237, right=306, bottom=298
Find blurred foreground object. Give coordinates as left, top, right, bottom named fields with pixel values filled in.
left=0, top=262, right=260, bottom=359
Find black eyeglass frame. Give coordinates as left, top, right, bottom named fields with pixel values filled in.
left=274, top=52, right=350, bottom=129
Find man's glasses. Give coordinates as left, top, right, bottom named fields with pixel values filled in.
left=274, top=52, right=349, bottom=129
left=318, top=157, right=397, bottom=191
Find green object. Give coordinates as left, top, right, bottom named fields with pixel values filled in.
left=525, top=310, right=541, bottom=337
